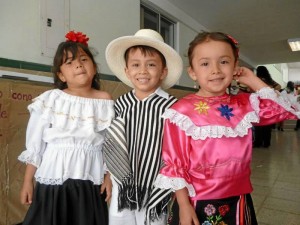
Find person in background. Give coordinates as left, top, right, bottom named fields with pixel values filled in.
left=278, top=81, right=295, bottom=131
left=253, top=65, right=281, bottom=147
left=18, top=31, right=114, bottom=225
left=154, top=31, right=300, bottom=225
left=104, top=29, right=183, bottom=225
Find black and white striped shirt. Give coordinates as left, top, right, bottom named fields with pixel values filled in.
left=114, top=88, right=177, bottom=208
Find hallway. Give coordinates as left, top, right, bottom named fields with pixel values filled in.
left=251, top=127, right=300, bottom=224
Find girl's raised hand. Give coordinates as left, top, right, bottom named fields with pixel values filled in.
left=234, top=67, right=268, bottom=91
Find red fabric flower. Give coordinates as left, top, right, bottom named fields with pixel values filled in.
left=65, top=31, right=89, bottom=46
left=227, top=34, right=238, bottom=45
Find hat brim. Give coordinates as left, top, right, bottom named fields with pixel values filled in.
left=105, top=35, right=183, bottom=89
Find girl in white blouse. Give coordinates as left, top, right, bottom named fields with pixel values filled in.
left=18, top=31, right=115, bottom=225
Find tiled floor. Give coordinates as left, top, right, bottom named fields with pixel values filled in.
left=251, top=127, right=300, bottom=225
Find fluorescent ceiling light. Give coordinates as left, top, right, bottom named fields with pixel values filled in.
left=287, top=38, right=300, bottom=51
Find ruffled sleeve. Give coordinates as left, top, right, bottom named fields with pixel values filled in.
left=18, top=109, right=49, bottom=167
left=250, top=87, right=300, bottom=125
left=154, top=120, right=196, bottom=197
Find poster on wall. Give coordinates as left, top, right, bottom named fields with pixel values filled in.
left=0, top=78, right=51, bottom=225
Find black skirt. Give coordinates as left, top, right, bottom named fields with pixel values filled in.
left=168, top=194, right=257, bottom=225
left=22, top=179, right=108, bottom=225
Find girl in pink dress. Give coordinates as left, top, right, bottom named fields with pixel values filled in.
left=154, top=31, right=300, bottom=225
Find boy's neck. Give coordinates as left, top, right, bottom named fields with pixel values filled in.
left=133, top=86, right=165, bottom=100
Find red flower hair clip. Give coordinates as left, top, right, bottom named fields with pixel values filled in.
left=65, top=31, right=89, bottom=46
left=226, top=34, right=239, bottom=57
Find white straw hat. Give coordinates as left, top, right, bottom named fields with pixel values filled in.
left=105, top=29, right=183, bottom=89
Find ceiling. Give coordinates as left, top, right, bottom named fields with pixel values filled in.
left=166, top=0, right=300, bottom=69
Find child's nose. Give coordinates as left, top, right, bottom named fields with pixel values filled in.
left=75, top=60, right=83, bottom=68
left=139, top=65, right=147, bottom=74
left=212, top=63, right=220, bottom=74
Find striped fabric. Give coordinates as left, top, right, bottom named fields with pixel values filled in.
left=112, top=90, right=177, bottom=217
left=103, top=117, right=136, bottom=210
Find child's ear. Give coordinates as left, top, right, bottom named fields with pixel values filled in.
left=160, top=67, right=168, bottom=80
left=188, top=66, right=196, bottom=81
left=233, top=61, right=239, bottom=75
left=58, top=72, right=66, bottom=82
left=125, top=67, right=130, bottom=78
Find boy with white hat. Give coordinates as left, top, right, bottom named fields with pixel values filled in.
left=105, top=29, right=183, bottom=225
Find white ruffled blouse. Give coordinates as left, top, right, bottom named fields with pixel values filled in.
left=18, top=89, right=115, bottom=185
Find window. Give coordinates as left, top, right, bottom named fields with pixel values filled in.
left=140, top=5, right=175, bottom=48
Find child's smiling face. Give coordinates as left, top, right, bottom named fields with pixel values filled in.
left=188, top=40, right=238, bottom=97
left=125, top=48, right=167, bottom=100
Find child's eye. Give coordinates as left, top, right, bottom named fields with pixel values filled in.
left=148, top=63, right=156, bottom=67
left=201, top=62, right=209, bottom=66
left=221, top=60, right=229, bottom=64
left=132, top=63, right=139, bottom=67
left=81, top=57, right=88, bottom=61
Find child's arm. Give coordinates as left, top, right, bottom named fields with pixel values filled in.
left=176, top=188, right=200, bottom=225
left=20, top=164, right=37, bottom=205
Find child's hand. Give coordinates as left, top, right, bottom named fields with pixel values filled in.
left=20, top=180, right=34, bottom=205
left=234, top=66, right=268, bottom=91
left=101, top=172, right=112, bottom=202
left=179, top=203, right=200, bottom=225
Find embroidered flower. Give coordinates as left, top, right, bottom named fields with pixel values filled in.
left=204, top=204, right=230, bottom=225
left=204, top=204, right=216, bottom=216
left=218, top=205, right=230, bottom=216
left=65, top=31, right=89, bottom=46
left=217, top=104, right=234, bottom=120
left=218, top=222, right=228, bottom=225
left=194, top=101, right=210, bottom=114
left=202, top=221, right=212, bottom=225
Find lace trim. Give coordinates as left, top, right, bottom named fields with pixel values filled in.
left=35, top=174, right=104, bottom=185
left=29, top=89, right=115, bottom=131
left=254, top=87, right=300, bottom=117
left=18, top=151, right=41, bottom=168
left=163, top=110, right=258, bottom=140
left=154, top=174, right=195, bottom=197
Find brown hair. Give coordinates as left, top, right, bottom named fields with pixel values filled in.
left=188, top=31, right=239, bottom=68
left=52, top=41, right=100, bottom=90
left=124, top=45, right=166, bottom=68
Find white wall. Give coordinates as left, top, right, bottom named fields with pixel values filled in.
left=2, top=0, right=292, bottom=89
left=288, top=68, right=300, bottom=82
left=0, top=0, right=140, bottom=76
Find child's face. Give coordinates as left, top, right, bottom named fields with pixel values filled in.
left=188, top=40, right=237, bottom=97
left=125, top=48, right=167, bottom=99
left=58, top=48, right=96, bottom=89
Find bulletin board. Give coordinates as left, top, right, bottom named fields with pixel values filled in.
left=0, top=78, right=52, bottom=225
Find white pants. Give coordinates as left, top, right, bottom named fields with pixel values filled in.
left=109, top=178, right=167, bottom=225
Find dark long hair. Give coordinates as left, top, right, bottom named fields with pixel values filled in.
left=52, top=41, right=100, bottom=90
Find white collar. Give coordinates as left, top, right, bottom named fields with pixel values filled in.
left=132, top=87, right=169, bottom=100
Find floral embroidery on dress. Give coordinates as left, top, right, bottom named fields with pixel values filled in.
left=202, top=204, right=230, bottom=225
left=194, top=101, right=210, bottom=114
left=217, top=104, right=234, bottom=120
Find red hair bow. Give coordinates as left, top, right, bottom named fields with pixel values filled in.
left=65, top=31, right=89, bottom=46
left=227, top=34, right=239, bottom=57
